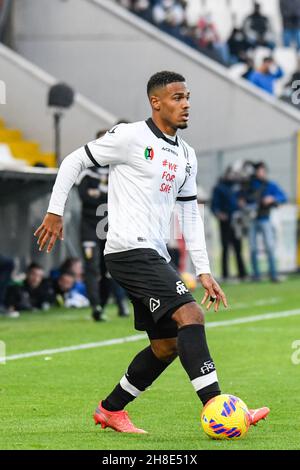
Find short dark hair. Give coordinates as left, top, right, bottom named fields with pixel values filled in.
left=147, top=71, right=186, bottom=97
left=115, top=118, right=131, bottom=125
left=96, top=129, right=108, bottom=139
left=254, top=161, right=267, bottom=171
left=59, top=270, right=75, bottom=279
left=27, top=262, right=43, bottom=273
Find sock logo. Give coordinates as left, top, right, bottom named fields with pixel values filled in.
left=200, top=360, right=215, bottom=375
left=149, top=298, right=160, bottom=312
left=176, top=280, right=189, bottom=295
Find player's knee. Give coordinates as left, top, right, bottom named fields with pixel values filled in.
left=171, top=302, right=205, bottom=327
left=151, top=340, right=178, bottom=363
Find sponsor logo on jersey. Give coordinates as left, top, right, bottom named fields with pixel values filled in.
left=161, top=147, right=178, bottom=156
left=144, top=146, right=154, bottom=160
left=149, top=298, right=160, bottom=312
left=176, top=280, right=189, bottom=295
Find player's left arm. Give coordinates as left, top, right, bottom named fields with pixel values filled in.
left=176, top=149, right=227, bottom=312
left=35, top=124, right=130, bottom=253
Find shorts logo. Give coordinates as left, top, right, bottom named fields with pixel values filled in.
left=144, top=146, right=154, bottom=161
left=176, top=281, right=189, bottom=295
left=149, top=298, right=160, bottom=312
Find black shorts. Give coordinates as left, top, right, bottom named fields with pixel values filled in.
left=105, top=248, right=195, bottom=339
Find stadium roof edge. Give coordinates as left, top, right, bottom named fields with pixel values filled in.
left=89, top=0, right=300, bottom=124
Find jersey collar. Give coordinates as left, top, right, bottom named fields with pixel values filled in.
left=146, top=118, right=179, bottom=147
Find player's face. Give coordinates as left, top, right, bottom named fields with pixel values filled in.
left=155, top=82, right=190, bottom=131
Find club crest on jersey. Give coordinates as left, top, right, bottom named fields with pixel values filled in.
left=185, top=162, right=192, bottom=176
left=144, top=146, right=154, bottom=161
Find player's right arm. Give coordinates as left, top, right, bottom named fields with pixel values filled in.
left=34, top=124, right=129, bottom=253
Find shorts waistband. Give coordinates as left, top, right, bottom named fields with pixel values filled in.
left=104, top=248, right=159, bottom=261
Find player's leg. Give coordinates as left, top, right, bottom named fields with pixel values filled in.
left=220, top=220, right=230, bottom=279
left=249, top=221, right=260, bottom=281
left=230, top=225, right=247, bottom=280
left=101, top=336, right=177, bottom=412
left=110, top=278, right=130, bottom=317
left=260, top=220, right=277, bottom=281
left=172, top=302, right=221, bottom=405
left=99, top=239, right=111, bottom=310
left=82, top=241, right=106, bottom=321
left=172, top=302, right=270, bottom=425
left=94, top=329, right=177, bottom=433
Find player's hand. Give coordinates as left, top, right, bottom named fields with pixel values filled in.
left=262, top=196, right=275, bottom=206
left=198, top=273, right=228, bottom=312
left=217, top=212, right=228, bottom=221
left=34, top=213, right=64, bottom=253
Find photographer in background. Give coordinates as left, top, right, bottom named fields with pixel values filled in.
left=239, top=162, right=287, bottom=283
left=211, top=167, right=247, bottom=282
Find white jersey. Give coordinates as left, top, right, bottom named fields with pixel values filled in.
left=48, top=119, right=211, bottom=275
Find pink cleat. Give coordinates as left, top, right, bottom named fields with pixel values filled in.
left=248, top=407, right=270, bottom=425
left=93, top=401, right=147, bottom=434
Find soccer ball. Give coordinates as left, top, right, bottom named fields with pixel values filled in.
left=201, top=394, right=251, bottom=440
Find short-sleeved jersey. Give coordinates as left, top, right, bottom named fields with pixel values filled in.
left=84, top=119, right=198, bottom=262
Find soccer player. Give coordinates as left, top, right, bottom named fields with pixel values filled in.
left=35, top=71, right=269, bottom=433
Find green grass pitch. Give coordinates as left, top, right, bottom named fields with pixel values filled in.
left=1, top=277, right=300, bottom=450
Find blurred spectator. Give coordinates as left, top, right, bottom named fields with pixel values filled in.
left=241, top=57, right=255, bottom=80
left=116, top=0, right=131, bottom=8
left=4, top=263, right=50, bottom=316
left=0, top=0, right=11, bottom=43
left=152, top=0, right=185, bottom=40
left=243, top=2, right=275, bottom=50
left=46, top=270, right=80, bottom=308
left=228, top=27, right=253, bottom=64
left=60, top=257, right=87, bottom=299
left=0, top=254, right=14, bottom=311
left=239, top=162, right=287, bottom=282
left=131, top=0, right=153, bottom=23
left=195, top=13, right=230, bottom=65
left=280, top=0, right=300, bottom=51
left=211, top=167, right=247, bottom=281
left=248, top=57, right=284, bottom=95
left=77, top=129, right=129, bottom=322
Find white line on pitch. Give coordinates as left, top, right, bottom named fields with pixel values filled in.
left=3, top=308, right=300, bottom=363
left=232, top=297, right=281, bottom=310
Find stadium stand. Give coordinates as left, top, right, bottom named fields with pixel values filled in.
left=0, top=117, right=56, bottom=168
left=116, top=0, right=300, bottom=102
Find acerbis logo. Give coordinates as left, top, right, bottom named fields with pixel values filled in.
left=144, top=146, right=154, bottom=161
left=162, top=147, right=178, bottom=156
left=149, top=298, right=160, bottom=312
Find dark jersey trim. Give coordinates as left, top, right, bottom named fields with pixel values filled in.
left=176, top=195, right=197, bottom=201
left=84, top=144, right=101, bottom=168
left=146, top=118, right=179, bottom=147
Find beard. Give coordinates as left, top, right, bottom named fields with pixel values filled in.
left=177, top=122, right=188, bottom=130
